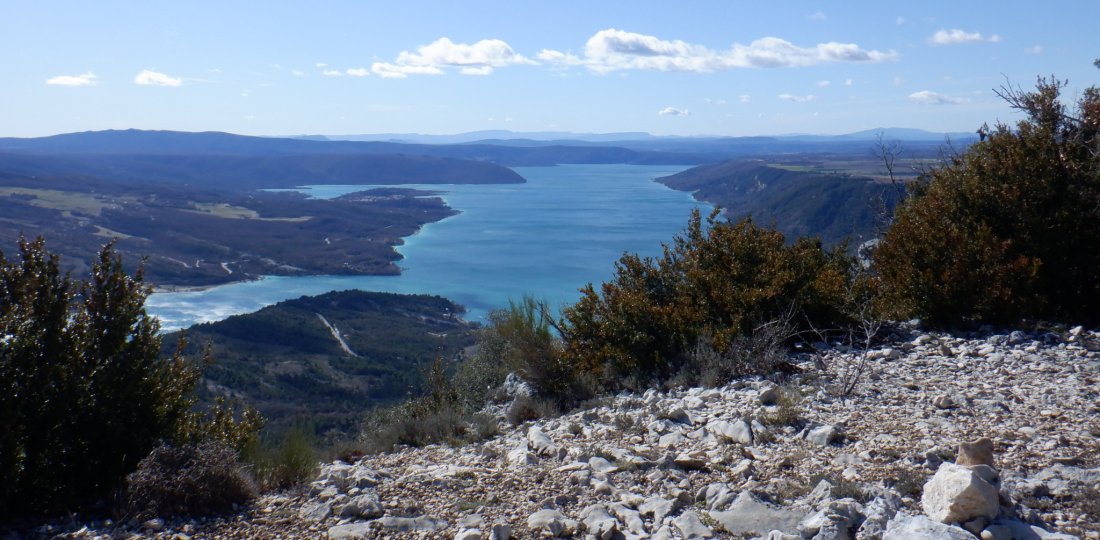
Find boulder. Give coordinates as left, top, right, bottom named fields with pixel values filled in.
left=327, top=523, right=373, bottom=539
left=376, top=516, right=447, bottom=533
left=710, top=419, right=754, bottom=445
left=527, top=509, right=577, bottom=537
left=674, top=510, right=715, bottom=539
left=639, top=496, right=681, bottom=525
left=489, top=523, right=512, bottom=540
left=806, top=424, right=840, bottom=446
left=921, top=462, right=999, bottom=524
left=956, top=437, right=995, bottom=467
left=707, top=491, right=801, bottom=537
left=882, top=513, right=974, bottom=540
left=588, top=456, right=619, bottom=474
left=298, top=500, right=333, bottom=522
left=454, top=529, right=481, bottom=540
left=578, top=504, right=619, bottom=539
left=502, top=373, right=533, bottom=398
left=336, top=492, right=383, bottom=519
left=527, top=427, right=557, bottom=456
left=759, top=384, right=780, bottom=405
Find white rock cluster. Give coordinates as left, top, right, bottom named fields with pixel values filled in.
left=24, top=326, right=1100, bottom=539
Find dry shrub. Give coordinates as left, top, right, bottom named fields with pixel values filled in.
left=124, top=441, right=256, bottom=519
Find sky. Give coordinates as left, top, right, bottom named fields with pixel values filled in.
left=2, top=1, right=1098, bottom=138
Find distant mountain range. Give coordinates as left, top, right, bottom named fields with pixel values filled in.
left=300, top=127, right=976, bottom=145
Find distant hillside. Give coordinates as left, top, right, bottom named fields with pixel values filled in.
left=164, top=290, right=477, bottom=439
left=0, top=129, right=702, bottom=167
left=0, top=152, right=524, bottom=191
left=659, top=160, right=904, bottom=247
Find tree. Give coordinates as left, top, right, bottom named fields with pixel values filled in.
left=0, top=238, right=259, bottom=520
left=874, top=74, right=1100, bottom=325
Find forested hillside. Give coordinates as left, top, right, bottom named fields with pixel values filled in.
left=163, top=290, right=477, bottom=438
left=659, top=160, right=903, bottom=247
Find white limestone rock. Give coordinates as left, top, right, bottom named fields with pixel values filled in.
left=709, top=419, right=754, bottom=445
left=921, top=462, right=1000, bottom=524
left=707, top=491, right=802, bottom=537
left=527, top=509, right=577, bottom=537
left=883, top=513, right=974, bottom=540
left=673, top=510, right=715, bottom=539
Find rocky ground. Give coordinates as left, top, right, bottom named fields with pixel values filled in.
left=19, top=325, right=1100, bottom=539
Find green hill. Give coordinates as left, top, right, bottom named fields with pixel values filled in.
left=658, top=160, right=904, bottom=247
left=162, top=290, right=477, bottom=439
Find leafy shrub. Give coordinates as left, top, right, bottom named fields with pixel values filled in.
left=874, top=76, right=1100, bottom=326
left=124, top=441, right=257, bottom=519
left=0, top=238, right=260, bottom=520
left=561, top=210, right=854, bottom=387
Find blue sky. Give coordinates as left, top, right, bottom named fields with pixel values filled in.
left=3, top=1, right=1097, bottom=137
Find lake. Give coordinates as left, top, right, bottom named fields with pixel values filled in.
left=146, top=164, right=711, bottom=330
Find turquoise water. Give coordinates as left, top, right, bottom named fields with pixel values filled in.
left=146, top=164, right=711, bottom=330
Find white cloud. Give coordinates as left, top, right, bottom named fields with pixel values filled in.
left=536, top=49, right=582, bottom=65
left=134, top=70, right=181, bottom=87
left=345, top=68, right=370, bottom=77
left=1026, top=45, right=1043, bottom=54
left=816, top=80, right=831, bottom=87
left=373, top=36, right=534, bottom=78
left=658, top=107, right=690, bottom=116
left=322, top=69, right=344, bottom=77
left=929, top=29, right=1001, bottom=45
left=778, top=93, right=815, bottom=103
left=809, top=11, right=827, bottom=21
left=893, top=76, right=905, bottom=86
left=909, top=90, right=963, bottom=105
left=704, top=97, right=727, bottom=105
left=370, top=62, right=443, bottom=79
left=845, top=78, right=853, bottom=86
left=896, top=16, right=906, bottom=26
left=291, top=69, right=305, bottom=76
left=739, top=94, right=751, bottom=103
left=539, top=29, right=897, bottom=74
left=316, top=62, right=328, bottom=68
left=46, top=72, right=97, bottom=86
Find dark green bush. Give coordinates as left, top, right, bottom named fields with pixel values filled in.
left=0, top=238, right=260, bottom=520
left=560, top=210, right=854, bottom=387
left=124, top=441, right=257, bottom=519
left=874, top=77, right=1100, bottom=326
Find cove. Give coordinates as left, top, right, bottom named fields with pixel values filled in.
left=146, top=164, right=711, bottom=330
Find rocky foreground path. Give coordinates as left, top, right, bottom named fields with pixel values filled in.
left=32, top=326, right=1100, bottom=539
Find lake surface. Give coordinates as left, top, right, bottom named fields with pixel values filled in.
left=146, top=164, right=711, bottom=330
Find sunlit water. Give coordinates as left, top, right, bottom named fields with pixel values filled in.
left=146, top=164, right=711, bottom=330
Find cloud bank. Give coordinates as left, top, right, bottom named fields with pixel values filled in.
left=46, top=72, right=97, bottom=86
left=372, top=37, right=534, bottom=78
left=539, top=29, right=897, bottom=73
left=134, top=70, right=182, bottom=86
